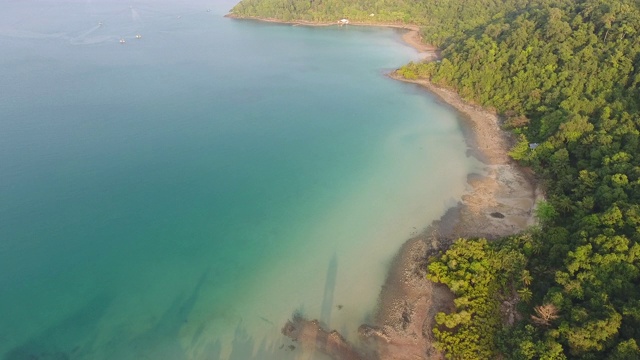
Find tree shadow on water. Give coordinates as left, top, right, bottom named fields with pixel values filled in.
left=115, top=268, right=274, bottom=360
left=3, top=293, right=113, bottom=360
left=225, top=322, right=286, bottom=360
left=227, top=324, right=255, bottom=360
left=319, top=253, right=338, bottom=328
left=4, top=268, right=294, bottom=360
left=120, top=269, right=211, bottom=360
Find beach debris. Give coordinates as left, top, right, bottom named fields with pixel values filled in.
left=359, top=324, right=392, bottom=342
left=282, top=315, right=364, bottom=359
left=370, top=13, right=375, bottom=17
left=259, top=316, right=274, bottom=325
left=401, top=309, right=411, bottom=330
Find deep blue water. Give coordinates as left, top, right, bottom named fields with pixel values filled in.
left=0, top=1, right=476, bottom=359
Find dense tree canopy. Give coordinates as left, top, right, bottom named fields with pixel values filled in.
left=231, top=0, right=640, bottom=358
left=231, top=0, right=531, bottom=45
left=400, top=2, right=640, bottom=355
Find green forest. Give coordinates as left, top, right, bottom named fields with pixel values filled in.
left=231, top=0, right=640, bottom=358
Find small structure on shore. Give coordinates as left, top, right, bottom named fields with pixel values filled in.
left=529, top=143, right=540, bottom=150
left=339, top=19, right=349, bottom=25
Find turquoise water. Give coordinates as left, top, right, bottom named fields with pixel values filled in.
left=0, top=1, right=478, bottom=359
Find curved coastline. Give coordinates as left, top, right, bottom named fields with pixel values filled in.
left=227, top=15, right=539, bottom=359
left=364, top=73, right=540, bottom=359
left=226, top=13, right=440, bottom=59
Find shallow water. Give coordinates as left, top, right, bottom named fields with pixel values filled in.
left=0, top=1, right=478, bottom=359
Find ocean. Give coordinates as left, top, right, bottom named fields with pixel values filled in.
left=0, top=1, right=478, bottom=359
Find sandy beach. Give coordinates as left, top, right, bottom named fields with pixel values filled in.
left=358, top=73, right=541, bottom=359
left=282, top=75, right=540, bottom=359
left=229, top=14, right=539, bottom=359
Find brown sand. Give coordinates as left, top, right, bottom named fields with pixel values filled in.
left=228, top=14, right=539, bottom=359
left=280, top=74, right=540, bottom=359
left=363, top=74, right=540, bottom=359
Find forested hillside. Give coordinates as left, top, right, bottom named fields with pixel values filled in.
left=230, top=0, right=640, bottom=358
left=400, top=2, right=640, bottom=356
left=230, top=0, right=531, bottom=45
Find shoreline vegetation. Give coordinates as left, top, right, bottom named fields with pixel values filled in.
left=225, top=14, right=440, bottom=60
left=228, top=0, right=640, bottom=356
left=228, top=14, right=539, bottom=359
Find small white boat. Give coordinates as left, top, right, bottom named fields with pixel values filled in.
left=119, top=38, right=126, bottom=44
left=98, top=21, right=103, bottom=26
left=135, top=34, right=142, bottom=39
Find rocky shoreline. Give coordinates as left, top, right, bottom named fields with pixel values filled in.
left=280, top=74, right=540, bottom=359
left=228, top=14, right=540, bottom=359
left=361, top=74, right=540, bottom=359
